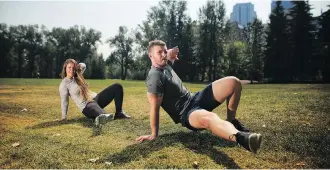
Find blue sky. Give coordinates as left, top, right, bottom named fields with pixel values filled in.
left=0, top=0, right=329, bottom=57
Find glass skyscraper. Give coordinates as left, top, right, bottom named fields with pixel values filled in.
left=230, top=2, right=257, bottom=27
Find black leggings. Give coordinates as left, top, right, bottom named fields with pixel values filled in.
left=82, top=83, right=124, bottom=119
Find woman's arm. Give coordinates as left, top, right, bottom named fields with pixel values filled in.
left=79, top=63, right=86, bottom=74
left=59, top=82, right=69, bottom=120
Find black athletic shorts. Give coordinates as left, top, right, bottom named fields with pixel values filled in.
left=180, top=84, right=221, bottom=131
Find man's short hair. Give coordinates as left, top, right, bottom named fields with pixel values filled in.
left=148, top=40, right=166, bottom=52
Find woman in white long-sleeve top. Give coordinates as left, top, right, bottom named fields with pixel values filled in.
left=59, top=58, right=130, bottom=127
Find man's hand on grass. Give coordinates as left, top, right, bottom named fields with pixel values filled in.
left=135, top=135, right=156, bottom=143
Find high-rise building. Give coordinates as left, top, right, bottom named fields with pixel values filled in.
left=271, top=0, right=294, bottom=14
left=230, top=3, right=257, bottom=27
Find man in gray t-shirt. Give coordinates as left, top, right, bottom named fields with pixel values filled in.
left=146, top=64, right=191, bottom=124
left=136, top=40, right=263, bottom=154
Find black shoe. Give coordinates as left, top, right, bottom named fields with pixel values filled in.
left=231, top=119, right=250, bottom=132
left=235, top=132, right=262, bottom=154
left=114, top=111, right=131, bottom=119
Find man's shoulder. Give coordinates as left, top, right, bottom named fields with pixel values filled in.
left=146, top=67, right=166, bottom=83
left=147, top=67, right=164, bottom=77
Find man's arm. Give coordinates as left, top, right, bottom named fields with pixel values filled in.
left=167, top=46, right=179, bottom=65
left=136, top=93, right=163, bottom=142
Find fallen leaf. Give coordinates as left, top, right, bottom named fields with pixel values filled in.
left=21, top=108, right=27, bottom=112
left=193, top=161, right=199, bottom=169
left=12, top=142, right=20, bottom=147
left=88, top=157, right=99, bottom=163
left=105, top=161, right=112, bottom=166
left=296, top=162, right=305, bottom=166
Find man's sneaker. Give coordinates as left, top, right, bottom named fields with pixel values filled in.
left=114, top=111, right=131, bottom=119
left=231, top=119, right=250, bottom=132
left=234, top=132, right=262, bottom=154
left=95, top=114, right=114, bottom=128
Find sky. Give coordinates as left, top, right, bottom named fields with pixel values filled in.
left=0, top=0, right=329, bottom=58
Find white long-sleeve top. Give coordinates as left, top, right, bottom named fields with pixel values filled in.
left=59, top=63, right=97, bottom=119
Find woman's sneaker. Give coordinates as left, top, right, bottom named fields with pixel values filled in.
left=95, top=114, right=114, bottom=128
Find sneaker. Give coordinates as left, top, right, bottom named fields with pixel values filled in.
left=231, top=119, right=250, bottom=132
left=235, top=132, right=262, bottom=154
left=114, top=111, right=131, bottom=119
left=95, top=114, right=114, bottom=128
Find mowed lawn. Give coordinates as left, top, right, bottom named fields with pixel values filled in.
left=0, top=78, right=329, bottom=169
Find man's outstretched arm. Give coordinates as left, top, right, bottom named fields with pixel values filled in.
left=135, top=93, right=163, bottom=142
left=167, top=46, right=179, bottom=65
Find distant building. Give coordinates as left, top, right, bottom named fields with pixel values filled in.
left=230, top=3, right=257, bottom=27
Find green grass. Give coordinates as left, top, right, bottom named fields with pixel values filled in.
left=1, top=78, right=330, bottom=168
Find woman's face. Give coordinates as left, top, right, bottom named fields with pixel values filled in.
left=66, top=62, right=75, bottom=78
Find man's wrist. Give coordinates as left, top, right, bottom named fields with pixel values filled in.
left=167, top=60, right=174, bottom=66
left=151, top=133, right=158, bottom=137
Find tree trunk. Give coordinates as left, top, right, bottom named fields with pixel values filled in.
left=17, top=48, right=22, bottom=78
left=121, top=56, right=124, bottom=80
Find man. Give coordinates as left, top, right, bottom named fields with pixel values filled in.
left=136, top=40, right=262, bottom=153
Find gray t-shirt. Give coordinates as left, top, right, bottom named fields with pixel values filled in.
left=59, top=63, right=97, bottom=119
left=146, top=64, right=192, bottom=123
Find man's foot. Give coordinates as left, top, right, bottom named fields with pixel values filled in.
left=231, top=119, right=250, bottom=132
left=234, top=132, right=262, bottom=154
left=114, top=111, right=131, bottom=119
left=95, top=114, right=114, bottom=128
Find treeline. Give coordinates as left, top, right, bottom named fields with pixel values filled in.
left=0, top=0, right=329, bottom=82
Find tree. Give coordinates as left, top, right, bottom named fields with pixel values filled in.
left=107, top=26, right=134, bottom=80
left=318, top=6, right=330, bottom=82
left=197, top=0, right=226, bottom=82
left=245, top=18, right=264, bottom=83
left=181, top=18, right=198, bottom=81
left=223, top=41, right=248, bottom=79
left=264, top=1, right=290, bottom=82
left=90, top=54, right=106, bottom=79
left=0, top=23, right=14, bottom=77
left=288, top=1, right=316, bottom=81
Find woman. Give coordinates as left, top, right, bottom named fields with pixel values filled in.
left=59, top=58, right=130, bottom=127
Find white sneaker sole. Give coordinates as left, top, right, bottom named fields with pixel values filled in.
left=248, top=133, right=262, bottom=154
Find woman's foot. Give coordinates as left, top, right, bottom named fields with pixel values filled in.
left=95, top=114, right=114, bottom=128
left=114, top=111, right=131, bottom=119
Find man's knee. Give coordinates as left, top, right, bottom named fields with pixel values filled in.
left=199, top=112, right=218, bottom=129
left=226, top=76, right=242, bottom=91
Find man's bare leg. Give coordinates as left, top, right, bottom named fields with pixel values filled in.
left=188, top=109, right=262, bottom=153
left=189, top=109, right=238, bottom=141
left=211, top=76, right=242, bottom=121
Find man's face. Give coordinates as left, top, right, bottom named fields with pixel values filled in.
left=150, top=45, right=167, bottom=67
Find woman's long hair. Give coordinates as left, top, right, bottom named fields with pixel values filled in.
left=60, top=59, right=92, bottom=102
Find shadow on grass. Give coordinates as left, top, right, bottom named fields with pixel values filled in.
left=25, top=117, right=95, bottom=129
left=286, top=85, right=330, bottom=168
left=105, top=131, right=240, bottom=168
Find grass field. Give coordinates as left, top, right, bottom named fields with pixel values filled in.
left=0, top=78, right=330, bottom=168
